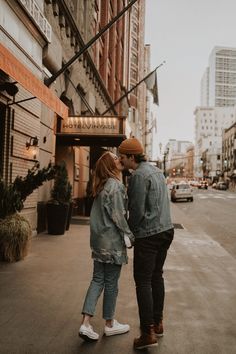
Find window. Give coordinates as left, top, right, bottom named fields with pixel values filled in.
left=132, top=22, right=138, bottom=33
left=131, top=53, right=138, bottom=65
left=132, top=37, right=138, bottom=49
left=131, top=69, right=138, bottom=80
left=132, top=108, right=136, bottom=123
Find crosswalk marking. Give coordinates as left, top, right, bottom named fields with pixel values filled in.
left=195, top=193, right=236, bottom=200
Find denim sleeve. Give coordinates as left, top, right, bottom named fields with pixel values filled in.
left=105, top=186, right=134, bottom=242
left=128, top=174, right=147, bottom=230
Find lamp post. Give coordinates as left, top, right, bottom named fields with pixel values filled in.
left=224, top=159, right=227, bottom=169
left=200, top=157, right=203, bottom=178
left=163, top=148, right=169, bottom=177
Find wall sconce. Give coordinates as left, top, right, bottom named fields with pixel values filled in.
left=26, top=136, right=39, bottom=149
left=26, top=136, right=39, bottom=160
left=0, top=82, right=19, bottom=96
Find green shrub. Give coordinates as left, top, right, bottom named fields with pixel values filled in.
left=50, top=161, right=72, bottom=204
left=0, top=162, right=56, bottom=219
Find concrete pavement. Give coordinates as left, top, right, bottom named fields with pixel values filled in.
left=0, top=215, right=236, bottom=354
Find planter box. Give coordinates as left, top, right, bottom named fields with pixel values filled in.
left=46, top=203, right=69, bottom=235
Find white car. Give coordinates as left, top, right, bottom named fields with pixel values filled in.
left=171, top=183, right=193, bottom=202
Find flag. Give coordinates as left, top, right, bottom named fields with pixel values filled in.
left=144, top=70, right=159, bottom=105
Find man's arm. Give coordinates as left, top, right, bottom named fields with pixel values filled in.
left=128, top=174, right=147, bottom=232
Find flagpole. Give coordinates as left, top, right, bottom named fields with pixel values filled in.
left=101, top=61, right=165, bottom=116
left=45, top=0, right=139, bottom=87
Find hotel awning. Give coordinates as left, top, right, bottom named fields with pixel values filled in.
left=0, top=43, right=68, bottom=118
left=56, top=115, right=127, bottom=147
left=56, top=133, right=126, bottom=147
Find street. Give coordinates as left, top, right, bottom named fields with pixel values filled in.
left=170, top=187, right=236, bottom=259
left=1, top=191, right=236, bottom=353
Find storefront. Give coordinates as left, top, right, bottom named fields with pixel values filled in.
left=0, top=42, right=68, bottom=231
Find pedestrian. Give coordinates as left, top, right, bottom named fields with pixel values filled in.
left=118, top=138, right=174, bottom=350
left=79, top=151, right=134, bottom=342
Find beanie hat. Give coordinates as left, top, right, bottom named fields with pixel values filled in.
left=118, top=138, right=144, bottom=155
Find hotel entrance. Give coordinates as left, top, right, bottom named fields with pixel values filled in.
left=55, top=115, right=127, bottom=216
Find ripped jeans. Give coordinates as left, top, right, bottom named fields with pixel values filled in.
left=82, top=261, right=122, bottom=320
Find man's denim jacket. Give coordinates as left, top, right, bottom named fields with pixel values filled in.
left=90, top=178, right=134, bottom=265
left=127, top=162, right=173, bottom=238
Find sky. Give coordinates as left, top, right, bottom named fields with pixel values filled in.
left=145, top=0, right=236, bottom=157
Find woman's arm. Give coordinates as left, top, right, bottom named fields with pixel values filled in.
left=105, top=184, right=134, bottom=247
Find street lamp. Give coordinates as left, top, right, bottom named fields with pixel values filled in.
left=200, top=158, right=203, bottom=178
left=163, top=148, right=169, bottom=177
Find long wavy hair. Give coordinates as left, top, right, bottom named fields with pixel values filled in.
left=92, top=152, right=121, bottom=197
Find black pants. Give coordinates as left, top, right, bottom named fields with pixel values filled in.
left=133, top=229, right=174, bottom=330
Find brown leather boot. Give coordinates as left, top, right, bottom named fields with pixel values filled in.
left=133, top=325, right=158, bottom=350
left=154, top=320, right=164, bottom=337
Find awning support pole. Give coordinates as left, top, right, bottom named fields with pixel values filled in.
left=7, top=96, right=36, bottom=106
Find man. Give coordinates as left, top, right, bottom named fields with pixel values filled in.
left=118, top=137, right=174, bottom=350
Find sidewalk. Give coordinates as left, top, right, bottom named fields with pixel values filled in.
left=0, top=216, right=236, bottom=354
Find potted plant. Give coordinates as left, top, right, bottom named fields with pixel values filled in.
left=46, top=161, right=72, bottom=235
left=0, top=162, right=56, bottom=262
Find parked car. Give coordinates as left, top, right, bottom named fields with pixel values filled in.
left=171, top=183, right=193, bottom=202
left=189, top=180, right=199, bottom=187
left=215, top=182, right=228, bottom=190
left=198, top=181, right=208, bottom=189
left=168, top=181, right=176, bottom=190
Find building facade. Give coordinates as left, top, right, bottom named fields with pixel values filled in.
left=0, top=0, right=150, bottom=232
left=201, top=46, right=236, bottom=107
left=165, top=139, right=193, bottom=178
left=200, top=67, right=209, bottom=106
left=194, top=106, right=236, bottom=179
left=127, top=0, right=146, bottom=143
left=0, top=0, right=63, bottom=232
left=222, top=122, right=236, bottom=190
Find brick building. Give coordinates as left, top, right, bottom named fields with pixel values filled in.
left=0, top=0, right=148, bottom=232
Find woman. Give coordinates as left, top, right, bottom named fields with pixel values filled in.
left=79, top=151, right=134, bottom=342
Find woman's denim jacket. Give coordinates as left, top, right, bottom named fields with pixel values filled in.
left=127, top=162, right=173, bottom=238
left=90, top=178, right=134, bottom=265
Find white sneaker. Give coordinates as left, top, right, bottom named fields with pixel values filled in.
left=79, top=324, right=99, bottom=342
left=104, top=319, right=130, bottom=336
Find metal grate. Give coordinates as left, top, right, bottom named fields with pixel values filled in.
left=173, top=223, right=184, bottom=229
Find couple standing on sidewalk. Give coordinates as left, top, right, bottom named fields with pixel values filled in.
left=79, top=138, right=174, bottom=350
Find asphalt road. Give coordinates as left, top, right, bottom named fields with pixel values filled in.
left=170, top=187, right=236, bottom=259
